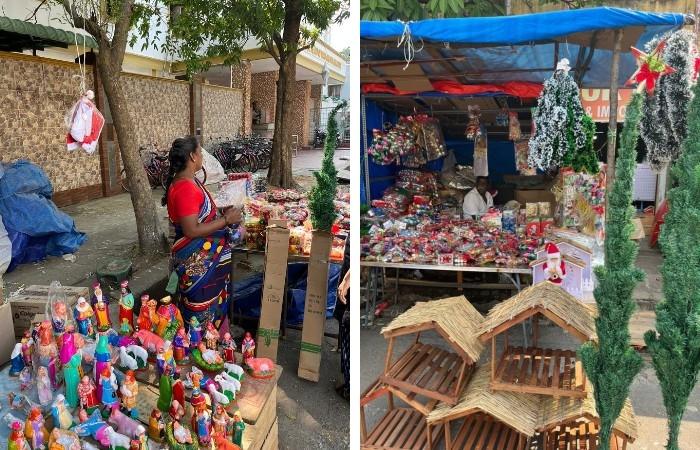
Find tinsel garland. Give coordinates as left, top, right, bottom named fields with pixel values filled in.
left=645, top=81, right=700, bottom=450
left=580, top=93, right=645, bottom=450
left=528, top=67, right=588, bottom=170
left=640, top=30, right=696, bottom=170
left=309, top=102, right=345, bottom=231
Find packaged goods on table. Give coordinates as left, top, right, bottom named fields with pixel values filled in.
left=554, top=168, right=606, bottom=242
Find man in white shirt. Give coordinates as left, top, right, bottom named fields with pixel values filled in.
left=463, top=176, right=493, bottom=218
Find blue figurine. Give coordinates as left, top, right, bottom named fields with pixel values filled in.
left=9, top=343, right=25, bottom=377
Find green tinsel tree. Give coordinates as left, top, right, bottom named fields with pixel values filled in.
left=644, top=81, right=700, bottom=450
left=580, top=92, right=645, bottom=450
left=309, top=101, right=346, bottom=231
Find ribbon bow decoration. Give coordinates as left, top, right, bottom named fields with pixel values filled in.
left=625, top=41, right=675, bottom=94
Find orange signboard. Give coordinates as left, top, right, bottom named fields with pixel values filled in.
left=580, top=88, right=634, bottom=122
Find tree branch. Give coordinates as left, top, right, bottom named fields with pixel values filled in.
left=111, top=0, right=136, bottom=68
left=261, top=37, right=281, bottom=66
left=25, top=0, right=50, bottom=23
left=59, top=0, right=107, bottom=43
left=298, top=42, right=314, bottom=53
left=272, top=32, right=285, bottom=59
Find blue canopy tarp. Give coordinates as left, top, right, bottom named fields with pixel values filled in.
left=360, top=7, right=689, bottom=88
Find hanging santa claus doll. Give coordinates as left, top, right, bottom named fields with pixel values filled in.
left=65, top=90, right=105, bottom=154
left=543, top=242, right=566, bottom=285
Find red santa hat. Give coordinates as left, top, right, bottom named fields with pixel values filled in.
left=545, top=242, right=561, bottom=259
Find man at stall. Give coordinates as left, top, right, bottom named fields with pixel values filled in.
left=462, top=176, right=493, bottom=218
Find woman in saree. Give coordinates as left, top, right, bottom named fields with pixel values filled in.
left=163, top=136, right=241, bottom=332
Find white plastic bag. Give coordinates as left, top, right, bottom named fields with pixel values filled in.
left=201, top=149, right=226, bottom=185
left=214, top=179, right=248, bottom=209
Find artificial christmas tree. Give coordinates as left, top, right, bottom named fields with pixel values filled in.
left=579, top=92, right=645, bottom=450
left=639, top=30, right=696, bottom=170
left=644, top=81, right=700, bottom=450
left=529, top=59, right=596, bottom=172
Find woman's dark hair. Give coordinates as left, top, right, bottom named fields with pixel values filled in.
left=161, top=136, right=199, bottom=206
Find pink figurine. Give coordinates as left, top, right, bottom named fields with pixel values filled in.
left=20, top=330, right=34, bottom=367
left=19, top=367, right=32, bottom=391
left=78, top=376, right=98, bottom=412
left=220, top=332, right=236, bottom=363
left=36, top=366, right=52, bottom=407
left=173, top=328, right=190, bottom=363
left=241, top=332, right=255, bottom=363
left=59, top=325, right=78, bottom=366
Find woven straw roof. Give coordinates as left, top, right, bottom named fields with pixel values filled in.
left=538, top=385, right=638, bottom=440
left=426, top=366, right=540, bottom=436
left=479, top=282, right=597, bottom=342
left=381, top=295, right=484, bottom=362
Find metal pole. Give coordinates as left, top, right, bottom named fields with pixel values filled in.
left=605, top=29, right=624, bottom=216
left=362, top=94, right=372, bottom=204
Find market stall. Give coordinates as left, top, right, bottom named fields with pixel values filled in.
left=359, top=7, right=690, bottom=324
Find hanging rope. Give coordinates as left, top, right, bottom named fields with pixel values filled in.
left=397, top=21, right=423, bottom=70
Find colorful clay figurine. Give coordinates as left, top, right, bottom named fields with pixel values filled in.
left=155, top=296, right=183, bottom=337
left=36, top=321, right=58, bottom=389
left=36, top=366, right=53, bottom=407
left=94, top=295, right=111, bottom=332
left=212, top=404, right=231, bottom=437
left=173, top=327, right=190, bottom=363
left=63, top=350, right=82, bottom=408
left=212, top=431, right=241, bottom=450
left=118, top=281, right=135, bottom=331
left=172, top=377, right=186, bottom=414
left=232, top=410, right=245, bottom=448
left=221, top=332, right=236, bottom=363
left=171, top=420, right=194, bottom=445
left=241, top=332, right=256, bottom=363
left=51, top=394, right=74, bottom=430
left=247, top=356, right=276, bottom=379
left=156, top=366, right=173, bottom=413
left=8, top=421, right=30, bottom=450
left=48, top=428, right=81, bottom=450
left=93, top=334, right=111, bottom=386
left=188, top=317, right=202, bottom=348
left=24, top=407, right=48, bottom=450
left=169, top=399, right=185, bottom=422
left=137, top=295, right=153, bottom=332
left=192, top=407, right=212, bottom=446
left=120, top=371, right=139, bottom=418
left=192, top=342, right=224, bottom=372
left=91, top=281, right=107, bottom=307
left=99, top=367, right=119, bottom=411
left=108, top=408, right=147, bottom=440
left=19, top=367, right=32, bottom=391
left=20, top=330, right=34, bottom=367
left=148, top=409, right=165, bottom=442
left=78, top=376, right=98, bottom=413
left=73, top=297, right=95, bottom=338
left=77, top=408, right=89, bottom=423
left=204, top=322, right=220, bottom=350
left=119, top=318, right=133, bottom=336
left=214, top=372, right=241, bottom=402
left=50, top=299, right=70, bottom=335
left=9, top=343, right=25, bottom=376
left=59, top=326, right=78, bottom=366
left=133, top=329, right=165, bottom=355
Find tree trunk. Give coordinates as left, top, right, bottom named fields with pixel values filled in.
left=268, top=56, right=297, bottom=188
left=97, top=56, right=166, bottom=254
left=598, top=421, right=612, bottom=450
left=267, top=0, right=302, bottom=189
left=667, top=411, right=683, bottom=450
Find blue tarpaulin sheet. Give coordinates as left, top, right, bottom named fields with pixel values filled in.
left=360, top=7, right=687, bottom=88
left=0, top=160, right=86, bottom=271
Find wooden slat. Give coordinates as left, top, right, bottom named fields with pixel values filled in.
left=530, top=348, right=542, bottom=385
left=516, top=348, right=531, bottom=384
left=550, top=350, right=562, bottom=389
left=495, top=349, right=510, bottom=380
left=474, top=417, right=494, bottom=449
left=540, top=349, right=552, bottom=387
left=562, top=353, right=572, bottom=391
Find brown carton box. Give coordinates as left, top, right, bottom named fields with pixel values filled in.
left=9, top=285, right=86, bottom=337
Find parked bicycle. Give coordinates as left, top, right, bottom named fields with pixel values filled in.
left=121, top=143, right=206, bottom=192
left=207, top=134, right=272, bottom=174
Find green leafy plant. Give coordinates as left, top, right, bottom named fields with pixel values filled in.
left=644, top=81, right=700, bottom=450
left=580, top=92, right=645, bottom=450
left=309, top=102, right=345, bottom=231
left=360, top=0, right=504, bottom=21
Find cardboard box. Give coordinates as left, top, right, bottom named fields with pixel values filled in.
left=515, top=189, right=556, bottom=217
left=256, top=226, right=291, bottom=362
left=437, top=253, right=454, bottom=266
left=631, top=217, right=645, bottom=240
left=298, top=231, right=333, bottom=382
left=0, top=302, right=16, bottom=365
left=9, top=285, right=86, bottom=337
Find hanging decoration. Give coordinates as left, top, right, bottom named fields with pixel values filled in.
left=473, top=127, right=489, bottom=177
left=465, top=105, right=481, bottom=140
left=508, top=112, right=521, bottom=141
left=367, top=115, right=445, bottom=166
left=626, top=41, right=676, bottom=94
left=528, top=58, right=590, bottom=171
left=65, top=90, right=105, bottom=155
left=638, top=31, right=695, bottom=171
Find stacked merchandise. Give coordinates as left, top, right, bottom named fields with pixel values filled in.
left=367, top=115, right=446, bottom=167
left=553, top=167, right=606, bottom=243
left=361, top=283, right=639, bottom=450
left=243, top=189, right=348, bottom=261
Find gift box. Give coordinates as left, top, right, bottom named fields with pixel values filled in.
left=526, top=219, right=541, bottom=237
left=541, top=217, right=555, bottom=234
left=437, top=253, right=455, bottom=266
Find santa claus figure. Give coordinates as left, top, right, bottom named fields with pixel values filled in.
left=543, top=242, right=566, bottom=285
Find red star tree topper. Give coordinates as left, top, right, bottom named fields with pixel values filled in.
left=625, top=40, right=676, bottom=94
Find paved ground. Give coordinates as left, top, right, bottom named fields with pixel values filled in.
left=3, top=148, right=350, bottom=449
left=360, top=236, right=700, bottom=449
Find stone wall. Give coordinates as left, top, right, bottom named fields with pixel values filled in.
left=231, top=61, right=252, bottom=135
left=0, top=53, right=101, bottom=196
left=251, top=70, right=278, bottom=124
left=120, top=74, right=190, bottom=149
left=292, top=80, right=311, bottom=146
left=202, top=84, right=244, bottom=142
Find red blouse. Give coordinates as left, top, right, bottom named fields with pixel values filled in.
left=167, top=179, right=205, bottom=223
